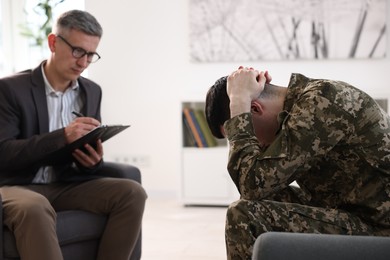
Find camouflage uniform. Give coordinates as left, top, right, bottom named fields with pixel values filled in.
left=223, top=73, right=390, bottom=259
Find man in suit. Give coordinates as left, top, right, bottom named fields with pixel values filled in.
left=0, top=10, right=147, bottom=260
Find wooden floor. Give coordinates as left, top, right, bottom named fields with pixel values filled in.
left=142, top=198, right=228, bottom=260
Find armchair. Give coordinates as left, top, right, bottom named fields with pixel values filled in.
left=252, top=232, right=390, bottom=260
left=0, top=162, right=143, bottom=260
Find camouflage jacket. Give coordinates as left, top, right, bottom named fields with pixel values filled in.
left=224, top=73, right=390, bottom=227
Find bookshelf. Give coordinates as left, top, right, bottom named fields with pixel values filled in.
left=180, top=101, right=240, bottom=206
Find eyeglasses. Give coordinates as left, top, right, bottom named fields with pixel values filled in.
left=56, top=35, right=101, bottom=63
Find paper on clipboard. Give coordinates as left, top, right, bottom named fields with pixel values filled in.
left=41, top=124, right=130, bottom=164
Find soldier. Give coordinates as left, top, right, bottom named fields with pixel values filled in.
left=205, top=66, right=390, bottom=260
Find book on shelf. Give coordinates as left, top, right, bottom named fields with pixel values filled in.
left=193, top=109, right=217, bottom=147
left=182, top=107, right=217, bottom=148
left=183, top=107, right=206, bottom=147
left=182, top=113, right=197, bottom=147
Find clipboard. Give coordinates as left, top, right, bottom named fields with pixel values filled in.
left=42, top=124, right=130, bottom=164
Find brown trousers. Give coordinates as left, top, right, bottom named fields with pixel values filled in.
left=0, top=178, right=147, bottom=260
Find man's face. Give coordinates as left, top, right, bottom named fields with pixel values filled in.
left=52, top=29, right=100, bottom=81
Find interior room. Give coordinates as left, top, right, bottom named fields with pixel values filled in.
left=1, top=0, right=390, bottom=259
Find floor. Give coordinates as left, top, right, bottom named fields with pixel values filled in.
left=142, top=198, right=228, bottom=260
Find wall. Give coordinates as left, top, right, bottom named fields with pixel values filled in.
left=85, top=0, right=390, bottom=198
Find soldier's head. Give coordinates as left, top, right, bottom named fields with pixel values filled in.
left=205, top=76, right=229, bottom=139
left=205, top=75, right=286, bottom=146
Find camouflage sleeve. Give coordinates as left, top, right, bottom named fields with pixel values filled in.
left=224, top=90, right=350, bottom=200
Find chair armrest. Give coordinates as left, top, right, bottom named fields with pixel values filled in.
left=0, top=193, right=3, bottom=259
left=252, top=232, right=390, bottom=260
left=96, top=162, right=141, bottom=184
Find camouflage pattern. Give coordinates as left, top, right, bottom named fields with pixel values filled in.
left=223, top=73, right=390, bottom=259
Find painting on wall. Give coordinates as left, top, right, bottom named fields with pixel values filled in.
left=189, top=0, right=387, bottom=62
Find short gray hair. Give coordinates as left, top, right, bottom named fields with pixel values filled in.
left=54, top=10, right=103, bottom=38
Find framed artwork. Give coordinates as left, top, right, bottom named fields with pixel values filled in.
left=189, top=0, right=387, bottom=62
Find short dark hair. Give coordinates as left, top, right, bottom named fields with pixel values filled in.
left=205, top=76, right=230, bottom=139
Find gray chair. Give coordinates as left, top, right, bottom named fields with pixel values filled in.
left=252, top=232, right=390, bottom=260
left=0, top=162, right=143, bottom=260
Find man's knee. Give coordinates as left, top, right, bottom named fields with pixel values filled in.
left=226, top=199, right=285, bottom=238
left=7, top=194, right=56, bottom=228
left=226, top=199, right=269, bottom=225
left=125, top=180, right=147, bottom=200
left=226, top=200, right=251, bottom=227
left=23, top=195, right=54, bottom=214
left=114, top=179, right=147, bottom=212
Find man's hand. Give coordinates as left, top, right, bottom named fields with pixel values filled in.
left=65, top=117, right=103, bottom=168
left=65, top=117, right=101, bottom=143
left=227, top=66, right=268, bottom=118
left=72, top=139, right=103, bottom=168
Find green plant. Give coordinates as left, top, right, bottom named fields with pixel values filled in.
left=19, top=0, right=65, bottom=47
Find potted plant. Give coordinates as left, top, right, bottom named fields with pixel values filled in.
left=19, top=0, right=65, bottom=47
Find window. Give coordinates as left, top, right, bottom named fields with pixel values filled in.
left=0, top=1, right=4, bottom=74
left=0, top=0, right=84, bottom=77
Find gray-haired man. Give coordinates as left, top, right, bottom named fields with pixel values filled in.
left=0, top=10, right=146, bottom=260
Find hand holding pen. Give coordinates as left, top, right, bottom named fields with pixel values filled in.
left=65, top=111, right=101, bottom=143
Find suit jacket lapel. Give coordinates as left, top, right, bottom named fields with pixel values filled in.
left=78, top=78, right=101, bottom=121
left=30, top=62, right=50, bottom=133
left=80, top=78, right=93, bottom=116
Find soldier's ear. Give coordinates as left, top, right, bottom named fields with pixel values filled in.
left=251, top=100, right=264, bottom=116
left=219, top=125, right=226, bottom=138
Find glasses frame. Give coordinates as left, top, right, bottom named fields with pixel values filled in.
left=56, top=35, right=101, bottom=63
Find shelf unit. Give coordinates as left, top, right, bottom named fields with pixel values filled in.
left=180, top=101, right=240, bottom=206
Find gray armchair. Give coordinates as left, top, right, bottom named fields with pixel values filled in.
left=0, top=162, right=143, bottom=260
left=252, top=232, right=390, bottom=260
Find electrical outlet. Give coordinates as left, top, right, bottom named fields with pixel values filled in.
left=128, top=155, right=151, bottom=167
left=112, top=155, right=150, bottom=167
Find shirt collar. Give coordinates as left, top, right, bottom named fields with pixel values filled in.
left=41, top=64, right=79, bottom=96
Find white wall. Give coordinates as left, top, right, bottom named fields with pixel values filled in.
left=85, top=0, right=390, bottom=198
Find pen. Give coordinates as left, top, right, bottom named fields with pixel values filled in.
left=72, top=111, right=84, bottom=117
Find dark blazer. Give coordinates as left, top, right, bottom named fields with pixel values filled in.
left=0, top=62, right=103, bottom=185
